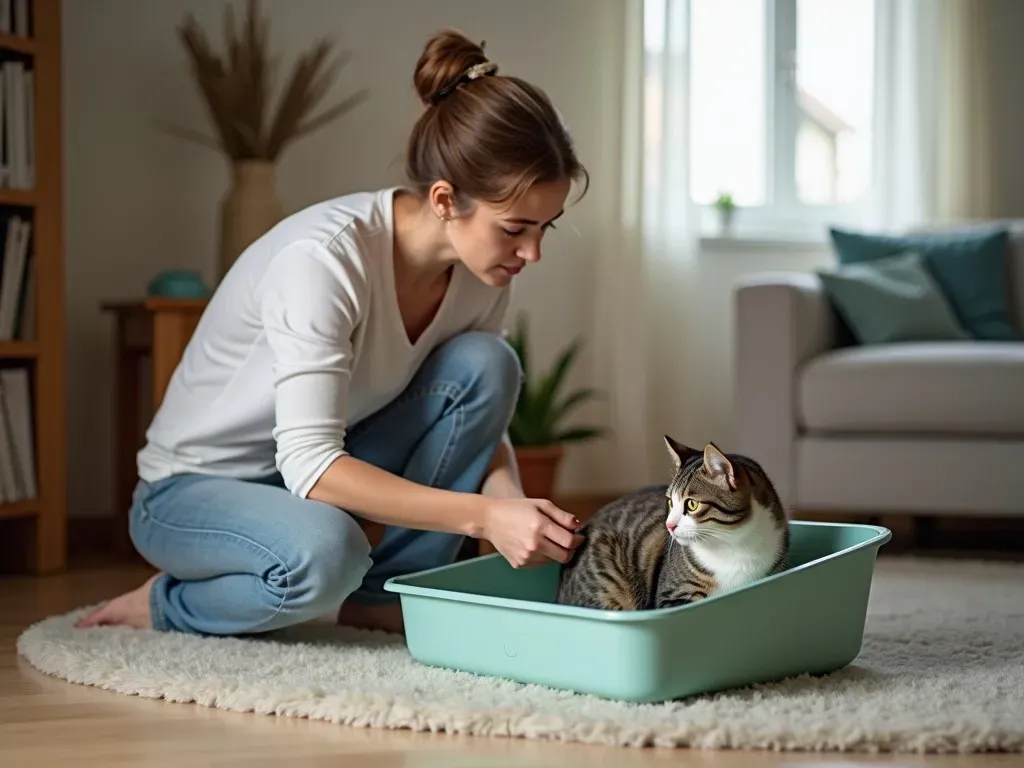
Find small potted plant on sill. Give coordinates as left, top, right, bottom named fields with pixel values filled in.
left=713, top=191, right=736, bottom=236
left=505, top=314, right=607, bottom=500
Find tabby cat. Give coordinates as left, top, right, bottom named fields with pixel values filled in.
left=555, top=436, right=789, bottom=611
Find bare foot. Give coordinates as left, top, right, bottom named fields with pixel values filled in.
left=74, top=574, right=160, bottom=630
left=337, top=601, right=405, bottom=635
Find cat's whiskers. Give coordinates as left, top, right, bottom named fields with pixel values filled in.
left=671, top=526, right=716, bottom=547
left=696, top=523, right=735, bottom=542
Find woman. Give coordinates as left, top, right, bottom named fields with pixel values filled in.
left=76, top=29, right=589, bottom=637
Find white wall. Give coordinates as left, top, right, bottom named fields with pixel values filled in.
left=63, top=0, right=625, bottom=517
left=656, top=239, right=833, bottom=453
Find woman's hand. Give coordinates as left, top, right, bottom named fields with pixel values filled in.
left=481, top=497, right=585, bottom=568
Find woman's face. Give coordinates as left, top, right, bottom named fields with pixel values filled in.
left=437, top=177, right=572, bottom=288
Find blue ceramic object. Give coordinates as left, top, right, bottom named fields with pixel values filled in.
left=147, top=269, right=209, bottom=299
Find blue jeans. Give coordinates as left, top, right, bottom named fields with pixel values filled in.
left=128, top=331, right=522, bottom=635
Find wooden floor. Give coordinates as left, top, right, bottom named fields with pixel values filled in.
left=1, top=559, right=1020, bottom=767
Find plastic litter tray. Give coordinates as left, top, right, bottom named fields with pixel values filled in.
left=383, top=521, right=891, bottom=703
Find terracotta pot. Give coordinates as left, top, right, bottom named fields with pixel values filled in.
left=514, top=443, right=565, bottom=500
left=218, top=159, right=284, bottom=279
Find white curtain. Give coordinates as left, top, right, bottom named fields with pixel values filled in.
left=880, top=0, right=943, bottom=230
left=589, top=0, right=701, bottom=489
left=936, top=0, right=998, bottom=222
left=636, top=0, right=705, bottom=464
left=587, top=0, right=661, bottom=490
left=881, top=0, right=997, bottom=229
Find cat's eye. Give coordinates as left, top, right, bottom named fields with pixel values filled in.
left=685, top=498, right=699, bottom=512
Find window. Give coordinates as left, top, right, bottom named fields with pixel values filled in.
left=688, top=0, right=881, bottom=238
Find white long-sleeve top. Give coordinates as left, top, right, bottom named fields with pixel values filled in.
left=136, top=187, right=510, bottom=498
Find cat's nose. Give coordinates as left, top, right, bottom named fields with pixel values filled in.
left=666, top=521, right=677, bottom=532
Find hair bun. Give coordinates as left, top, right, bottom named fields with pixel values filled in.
left=413, top=29, right=488, bottom=107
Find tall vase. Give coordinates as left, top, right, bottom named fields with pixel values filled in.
left=218, top=159, right=284, bottom=279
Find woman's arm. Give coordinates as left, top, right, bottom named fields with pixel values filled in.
left=308, top=431, right=524, bottom=534
left=306, top=455, right=487, bottom=537
left=307, top=454, right=583, bottom=566
left=480, top=432, right=524, bottom=500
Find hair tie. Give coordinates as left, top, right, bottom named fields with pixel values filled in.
left=430, top=61, right=499, bottom=106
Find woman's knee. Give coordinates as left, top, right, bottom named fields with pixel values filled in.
left=433, top=330, right=522, bottom=414
left=276, top=505, right=373, bottom=617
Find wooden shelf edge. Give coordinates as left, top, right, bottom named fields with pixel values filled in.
left=0, top=498, right=39, bottom=520
left=0, top=187, right=37, bottom=206
left=0, top=33, right=36, bottom=55
left=0, top=340, right=38, bottom=358
left=102, top=297, right=209, bottom=313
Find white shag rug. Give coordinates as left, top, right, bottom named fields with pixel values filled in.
left=16, top=556, right=1024, bottom=753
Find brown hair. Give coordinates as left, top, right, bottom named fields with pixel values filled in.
left=406, top=29, right=588, bottom=211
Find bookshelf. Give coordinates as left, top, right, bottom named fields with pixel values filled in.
left=0, top=0, right=65, bottom=574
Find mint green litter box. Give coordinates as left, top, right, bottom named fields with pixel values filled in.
left=383, top=520, right=891, bottom=703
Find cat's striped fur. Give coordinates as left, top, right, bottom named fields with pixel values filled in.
left=555, top=437, right=789, bottom=611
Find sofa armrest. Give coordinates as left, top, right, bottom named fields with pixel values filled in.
left=733, top=272, right=838, bottom=505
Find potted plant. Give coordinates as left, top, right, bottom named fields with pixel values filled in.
left=505, top=314, right=606, bottom=499
left=713, top=192, right=736, bottom=235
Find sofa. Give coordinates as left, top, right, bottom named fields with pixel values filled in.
left=733, top=222, right=1024, bottom=519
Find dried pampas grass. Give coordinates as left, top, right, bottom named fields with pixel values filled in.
left=162, top=0, right=368, bottom=161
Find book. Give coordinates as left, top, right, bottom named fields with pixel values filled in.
left=0, top=365, right=35, bottom=499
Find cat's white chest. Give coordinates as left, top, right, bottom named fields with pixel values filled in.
left=696, top=547, right=773, bottom=591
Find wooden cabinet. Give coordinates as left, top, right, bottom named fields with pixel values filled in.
left=101, top=298, right=206, bottom=554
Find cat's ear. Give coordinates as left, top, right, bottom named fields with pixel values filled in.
left=664, top=435, right=699, bottom=470
left=703, top=442, right=742, bottom=490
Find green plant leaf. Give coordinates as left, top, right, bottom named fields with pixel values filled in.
left=510, top=409, right=552, bottom=445
left=509, top=314, right=528, bottom=382
left=508, top=418, right=528, bottom=445
left=513, top=384, right=539, bottom=437
left=504, top=313, right=606, bottom=448
left=554, top=427, right=607, bottom=443
left=533, top=338, right=581, bottom=422
left=550, top=387, right=601, bottom=425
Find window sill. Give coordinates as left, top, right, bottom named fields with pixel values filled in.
left=699, top=233, right=831, bottom=256
left=694, top=200, right=864, bottom=254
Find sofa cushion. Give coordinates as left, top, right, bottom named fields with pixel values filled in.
left=829, top=226, right=1020, bottom=341
left=905, top=220, right=1024, bottom=337
left=798, top=342, right=1024, bottom=435
left=817, top=250, right=970, bottom=345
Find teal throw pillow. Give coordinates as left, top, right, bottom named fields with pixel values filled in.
left=817, top=250, right=971, bottom=345
left=828, top=226, right=1019, bottom=340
